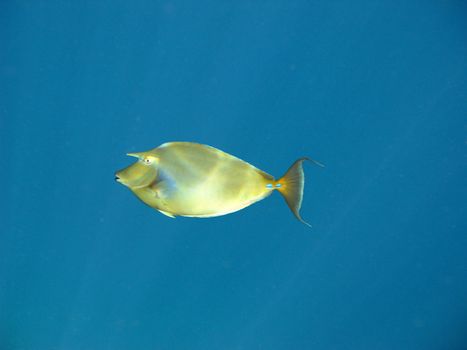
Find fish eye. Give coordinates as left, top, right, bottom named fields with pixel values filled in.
left=143, top=157, right=153, bottom=165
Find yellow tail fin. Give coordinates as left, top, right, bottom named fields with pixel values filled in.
left=276, top=157, right=324, bottom=227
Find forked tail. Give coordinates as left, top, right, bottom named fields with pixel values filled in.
left=276, top=157, right=324, bottom=227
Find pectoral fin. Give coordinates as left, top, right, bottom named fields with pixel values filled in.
left=150, top=180, right=177, bottom=218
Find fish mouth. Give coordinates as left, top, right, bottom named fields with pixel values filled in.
left=115, top=174, right=121, bottom=182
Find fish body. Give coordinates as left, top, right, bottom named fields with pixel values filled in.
left=115, top=142, right=322, bottom=226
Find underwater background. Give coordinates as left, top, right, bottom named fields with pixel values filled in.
left=1, top=1, right=467, bottom=349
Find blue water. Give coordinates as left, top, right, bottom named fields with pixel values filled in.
left=2, top=1, right=466, bottom=349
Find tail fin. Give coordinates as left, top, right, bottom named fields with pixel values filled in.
left=276, top=157, right=324, bottom=227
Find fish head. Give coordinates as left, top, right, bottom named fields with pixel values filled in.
left=115, top=152, right=158, bottom=188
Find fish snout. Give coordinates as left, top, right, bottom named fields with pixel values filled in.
left=115, top=160, right=157, bottom=188
left=115, top=173, right=122, bottom=183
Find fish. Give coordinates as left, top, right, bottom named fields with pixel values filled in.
left=115, top=142, right=323, bottom=226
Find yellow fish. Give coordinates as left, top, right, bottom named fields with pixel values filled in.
left=115, top=142, right=323, bottom=226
